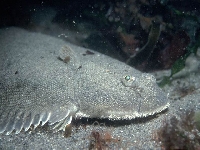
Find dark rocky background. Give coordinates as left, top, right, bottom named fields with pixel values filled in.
left=1, top=0, right=200, bottom=74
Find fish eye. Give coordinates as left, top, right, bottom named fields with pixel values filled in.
left=124, top=75, right=131, bottom=81
left=121, top=75, right=136, bottom=87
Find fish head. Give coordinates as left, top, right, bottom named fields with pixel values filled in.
left=75, top=62, right=169, bottom=120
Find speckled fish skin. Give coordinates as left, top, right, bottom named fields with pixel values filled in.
left=0, top=27, right=169, bottom=135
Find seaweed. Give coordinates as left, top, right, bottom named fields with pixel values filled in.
left=158, top=5, right=200, bottom=87
left=158, top=35, right=200, bottom=87
left=88, top=128, right=121, bottom=150
left=126, top=20, right=161, bottom=67
left=194, top=112, right=200, bottom=132
left=155, top=110, right=200, bottom=150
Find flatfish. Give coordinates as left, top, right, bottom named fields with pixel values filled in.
left=0, top=27, right=169, bottom=135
